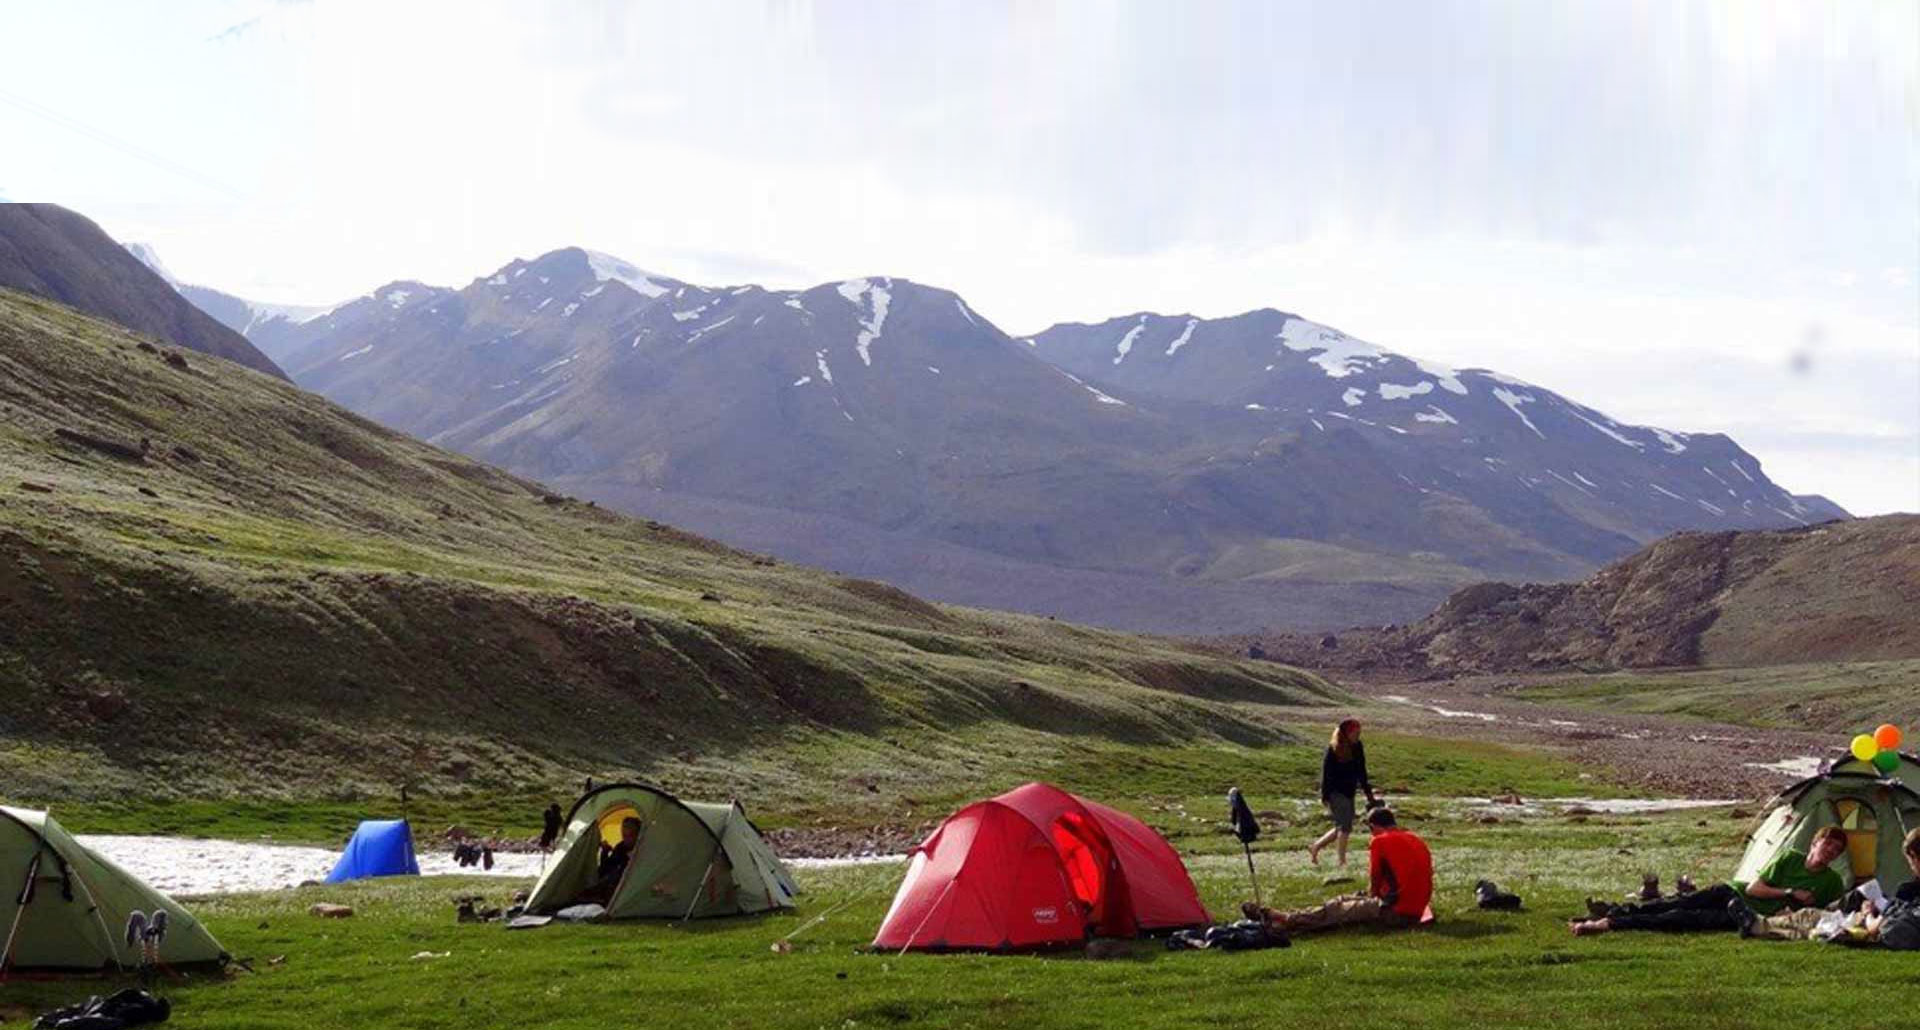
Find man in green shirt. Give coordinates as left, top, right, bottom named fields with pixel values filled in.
left=1571, top=826, right=1849, bottom=935
left=1735, top=834, right=1849, bottom=916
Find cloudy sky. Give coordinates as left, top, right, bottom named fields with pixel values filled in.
left=4, top=0, right=1915, bottom=513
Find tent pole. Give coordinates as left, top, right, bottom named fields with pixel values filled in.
left=682, top=804, right=738, bottom=924
left=897, top=877, right=957, bottom=956
left=0, top=854, right=41, bottom=983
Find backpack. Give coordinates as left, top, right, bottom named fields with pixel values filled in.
left=1880, top=899, right=1920, bottom=951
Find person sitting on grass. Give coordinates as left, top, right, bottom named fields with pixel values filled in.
left=1569, top=825, right=1849, bottom=936
left=1737, top=827, right=1920, bottom=947
left=1245, top=807, right=1432, bottom=934
left=1308, top=718, right=1378, bottom=870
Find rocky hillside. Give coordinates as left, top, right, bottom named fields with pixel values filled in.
left=1235, top=514, right=1919, bottom=675
left=0, top=204, right=285, bottom=378
left=0, top=287, right=1337, bottom=804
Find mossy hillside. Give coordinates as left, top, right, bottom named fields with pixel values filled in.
left=0, top=288, right=1338, bottom=812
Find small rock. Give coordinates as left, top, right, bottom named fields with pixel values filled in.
left=137, top=486, right=158, bottom=498
left=84, top=690, right=130, bottom=722
left=163, top=351, right=190, bottom=370
left=410, top=951, right=450, bottom=961
left=1477, top=815, right=1501, bottom=825
left=309, top=903, right=354, bottom=919
left=17, top=482, right=54, bottom=494
left=1319, top=634, right=1339, bottom=650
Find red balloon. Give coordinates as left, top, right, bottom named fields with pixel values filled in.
left=1875, top=724, right=1903, bottom=751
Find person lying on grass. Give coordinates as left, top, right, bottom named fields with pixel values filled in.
left=1245, top=807, right=1432, bottom=934
left=1309, top=718, right=1378, bottom=870
left=1736, top=827, right=1920, bottom=948
left=1569, top=825, right=1849, bottom=937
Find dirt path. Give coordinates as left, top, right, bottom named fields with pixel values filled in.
left=1336, top=673, right=1833, bottom=801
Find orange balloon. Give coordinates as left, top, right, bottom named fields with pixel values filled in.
left=1875, top=724, right=1904, bottom=751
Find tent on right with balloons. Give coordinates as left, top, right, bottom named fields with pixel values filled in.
left=1734, top=724, right=1919, bottom=896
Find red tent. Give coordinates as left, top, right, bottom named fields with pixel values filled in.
left=872, top=782, right=1210, bottom=951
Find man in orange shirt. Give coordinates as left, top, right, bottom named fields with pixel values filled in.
left=1243, top=808, right=1434, bottom=934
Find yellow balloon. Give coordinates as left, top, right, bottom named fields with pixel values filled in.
left=1851, top=734, right=1880, bottom=762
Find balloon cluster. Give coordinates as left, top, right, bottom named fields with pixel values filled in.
left=1849, top=724, right=1905, bottom=774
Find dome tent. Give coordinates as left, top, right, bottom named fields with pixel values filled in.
left=525, top=784, right=796, bottom=920
left=325, top=819, right=420, bottom=883
left=1733, top=749, right=1920, bottom=895
left=0, top=806, right=226, bottom=973
left=872, top=782, right=1210, bottom=952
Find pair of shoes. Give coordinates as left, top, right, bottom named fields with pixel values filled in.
left=1728, top=896, right=1760, bottom=938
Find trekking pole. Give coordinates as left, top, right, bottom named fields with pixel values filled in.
left=1240, top=841, right=1263, bottom=910
left=1227, top=788, right=1263, bottom=910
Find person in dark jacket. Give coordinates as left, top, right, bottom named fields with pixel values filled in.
left=1310, top=718, right=1377, bottom=869
left=538, top=803, right=564, bottom=851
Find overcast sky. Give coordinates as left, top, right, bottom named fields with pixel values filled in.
left=3, top=0, right=1915, bottom=514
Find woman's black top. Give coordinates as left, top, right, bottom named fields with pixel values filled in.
left=1321, top=742, right=1374, bottom=802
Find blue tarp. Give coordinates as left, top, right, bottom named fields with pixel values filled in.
left=325, top=819, right=420, bottom=883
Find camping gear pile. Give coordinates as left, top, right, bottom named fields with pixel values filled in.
left=31, top=989, right=171, bottom=1029
left=872, top=782, right=1209, bottom=951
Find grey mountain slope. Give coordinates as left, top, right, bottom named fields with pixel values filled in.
left=0, top=204, right=285, bottom=378
left=185, top=248, right=1846, bottom=633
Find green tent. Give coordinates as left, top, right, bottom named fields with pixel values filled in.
left=1734, top=750, right=1920, bottom=894
left=526, top=784, right=797, bottom=920
left=1, top=807, right=226, bottom=973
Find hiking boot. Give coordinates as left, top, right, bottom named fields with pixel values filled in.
left=1584, top=897, right=1612, bottom=920
left=1729, top=896, right=1760, bottom=938
left=1675, top=875, right=1697, bottom=896
left=1638, top=874, right=1660, bottom=902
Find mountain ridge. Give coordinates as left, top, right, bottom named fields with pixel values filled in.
left=153, top=239, right=1850, bottom=633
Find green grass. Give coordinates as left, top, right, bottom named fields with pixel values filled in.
left=1509, top=661, right=1920, bottom=735
left=7, top=810, right=1905, bottom=1029
left=41, top=729, right=1627, bottom=847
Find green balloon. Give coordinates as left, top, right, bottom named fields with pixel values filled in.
left=1873, top=749, right=1901, bottom=774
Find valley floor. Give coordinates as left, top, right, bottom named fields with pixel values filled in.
left=6, top=805, right=1905, bottom=1030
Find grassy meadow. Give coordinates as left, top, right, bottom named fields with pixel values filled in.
left=8, top=806, right=1908, bottom=1030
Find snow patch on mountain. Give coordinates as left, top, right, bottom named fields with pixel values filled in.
left=338, top=344, right=373, bottom=362
left=1491, top=387, right=1546, bottom=438
left=815, top=351, right=834, bottom=384
left=1651, top=428, right=1689, bottom=454
left=954, top=299, right=976, bottom=326
left=1414, top=406, right=1458, bottom=424
left=687, top=315, right=735, bottom=343
left=1165, top=318, right=1198, bottom=357
left=583, top=250, right=672, bottom=298
left=1342, top=387, right=1366, bottom=407
left=1379, top=381, right=1433, bottom=401
left=1566, top=406, right=1645, bottom=449
left=837, top=278, right=892, bottom=366
left=1114, top=316, right=1148, bottom=365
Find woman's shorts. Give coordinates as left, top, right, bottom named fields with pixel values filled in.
left=1325, top=791, right=1357, bottom=832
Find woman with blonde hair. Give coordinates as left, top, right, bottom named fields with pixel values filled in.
left=1309, top=718, right=1377, bottom=868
